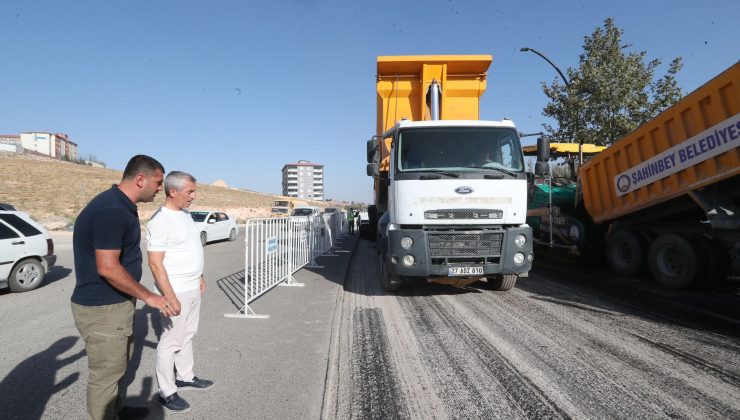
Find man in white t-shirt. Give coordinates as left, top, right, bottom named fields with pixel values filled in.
left=146, top=171, right=214, bottom=414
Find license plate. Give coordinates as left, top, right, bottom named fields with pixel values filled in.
left=448, top=266, right=484, bottom=276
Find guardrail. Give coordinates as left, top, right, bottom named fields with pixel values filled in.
left=225, top=212, right=348, bottom=319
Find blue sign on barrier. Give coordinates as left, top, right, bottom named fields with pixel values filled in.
left=267, top=237, right=278, bottom=254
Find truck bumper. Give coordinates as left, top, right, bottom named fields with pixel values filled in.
left=386, top=226, right=533, bottom=277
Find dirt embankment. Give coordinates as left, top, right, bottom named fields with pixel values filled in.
left=0, top=152, right=331, bottom=229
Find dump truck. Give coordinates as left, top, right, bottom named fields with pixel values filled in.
left=366, top=55, right=534, bottom=292
left=271, top=200, right=294, bottom=216
left=530, top=62, right=739, bottom=289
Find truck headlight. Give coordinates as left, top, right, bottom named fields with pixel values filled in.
left=514, top=234, right=527, bottom=248
left=400, top=236, right=413, bottom=249
left=402, top=255, right=415, bottom=266
left=513, top=252, right=525, bottom=265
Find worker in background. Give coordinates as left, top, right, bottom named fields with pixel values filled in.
left=347, top=208, right=355, bottom=235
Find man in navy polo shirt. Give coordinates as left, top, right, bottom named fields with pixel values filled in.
left=71, top=155, right=176, bottom=420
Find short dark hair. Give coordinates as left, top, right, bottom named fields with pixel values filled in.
left=122, top=155, right=165, bottom=180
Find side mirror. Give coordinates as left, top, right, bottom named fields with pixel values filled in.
left=535, top=136, right=550, bottom=176
left=366, top=163, right=377, bottom=177
left=367, top=137, right=379, bottom=163
left=536, top=137, right=550, bottom=162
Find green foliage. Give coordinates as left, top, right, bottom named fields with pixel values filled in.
left=541, top=18, right=683, bottom=146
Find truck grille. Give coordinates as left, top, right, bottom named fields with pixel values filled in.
left=428, top=232, right=504, bottom=257
left=425, top=209, right=503, bottom=220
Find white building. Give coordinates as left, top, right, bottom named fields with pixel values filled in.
left=19, top=132, right=77, bottom=160
left=282, top=160, right=324, bottom=200
left=0, top=135, right=22, bottom=153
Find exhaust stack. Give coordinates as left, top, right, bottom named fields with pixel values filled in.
left=429, top=79, right=441, bottom=120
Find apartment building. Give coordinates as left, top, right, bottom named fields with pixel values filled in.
left=0, top=134, right=22, bottom=153
left=282, top=160, right=324, bottom=200
left=19, top=132, right=78, bottom=160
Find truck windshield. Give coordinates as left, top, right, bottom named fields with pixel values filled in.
left=397, top=127, right=524, bottom=174
left=272, top=200, right=290, bottom=207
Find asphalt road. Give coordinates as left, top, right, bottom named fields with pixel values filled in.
left=2, top=230, right=739, bottom=419
left=322, top=240, right=740, bottom=419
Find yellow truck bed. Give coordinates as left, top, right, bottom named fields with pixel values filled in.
left=581, top=62, right=740, bottom=224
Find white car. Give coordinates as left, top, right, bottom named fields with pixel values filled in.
left=190, top=210, right=238, bottom=246
left=0, top=211, right=56, bottom=292
left=291, top=206, right=321, bottom=218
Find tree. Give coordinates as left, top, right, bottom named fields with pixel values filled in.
left=541, top=18, right=683, bottom=146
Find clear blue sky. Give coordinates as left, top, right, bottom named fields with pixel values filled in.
left=2, top=0, right=737, bottom=203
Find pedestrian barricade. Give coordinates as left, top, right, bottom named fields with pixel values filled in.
left=225, top=212, right=348, bottom=319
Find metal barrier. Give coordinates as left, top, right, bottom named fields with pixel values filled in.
left=225, top=212, right=348, bottom=319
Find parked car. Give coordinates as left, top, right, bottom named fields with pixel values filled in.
left=290, top=206, right=325, bottom=236
left=0, top=211, right=56, bottom=292
left=291, top=206, right=321, bottom=217
left=190, top=210, right=238, bottom=246
left=358, top=211, right=371, bottom=238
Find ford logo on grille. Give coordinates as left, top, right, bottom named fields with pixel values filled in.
left=454, top=186, right=474, bottom=194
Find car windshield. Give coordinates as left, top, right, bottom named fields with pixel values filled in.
left=190, top=212, right=209, bottom=222
left=272, top=200, right=290, bottom=207
left=397, top=127, right=524, bottom=173
left=292, top=208, right=314, bottom=217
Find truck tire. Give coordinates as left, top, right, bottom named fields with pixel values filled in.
left=9, top=258, right=45, bottom=292
left=648, top=234, right=698, bottom=289
left=693, top=236, right=729, bottom=286
left=485, top=274, right=517, bottom=291
left=359, top=223, right=371, bottom=239
left=605, top=229, right=645, bottom=277
left=380, top=253, right=401, bottom=293
left=368, top=205, right=378, bottom=242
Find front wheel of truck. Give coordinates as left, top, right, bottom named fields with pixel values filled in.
left=485, top=274, right=518, bottom=291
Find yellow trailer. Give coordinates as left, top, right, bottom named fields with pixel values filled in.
left=579, top=62, right=740, bottom=288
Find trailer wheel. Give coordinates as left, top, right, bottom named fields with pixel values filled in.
left=648, top=234, right=698, bottom=289
left=606, top=229, right=645, bottom=277
left=485, top=274, right=517, bottom=291
left=380, top=253, right=401, bottom=293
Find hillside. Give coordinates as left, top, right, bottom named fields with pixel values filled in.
left=0, top=153, right=330, bottom=228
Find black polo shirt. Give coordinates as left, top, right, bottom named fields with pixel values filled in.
left=71, top=186, right=143, bottom=306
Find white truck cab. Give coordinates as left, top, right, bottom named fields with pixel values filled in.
left=373, top=119, right=533, bottom=291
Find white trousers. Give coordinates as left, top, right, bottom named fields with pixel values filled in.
left=156, top=288, right=201, bottom=398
